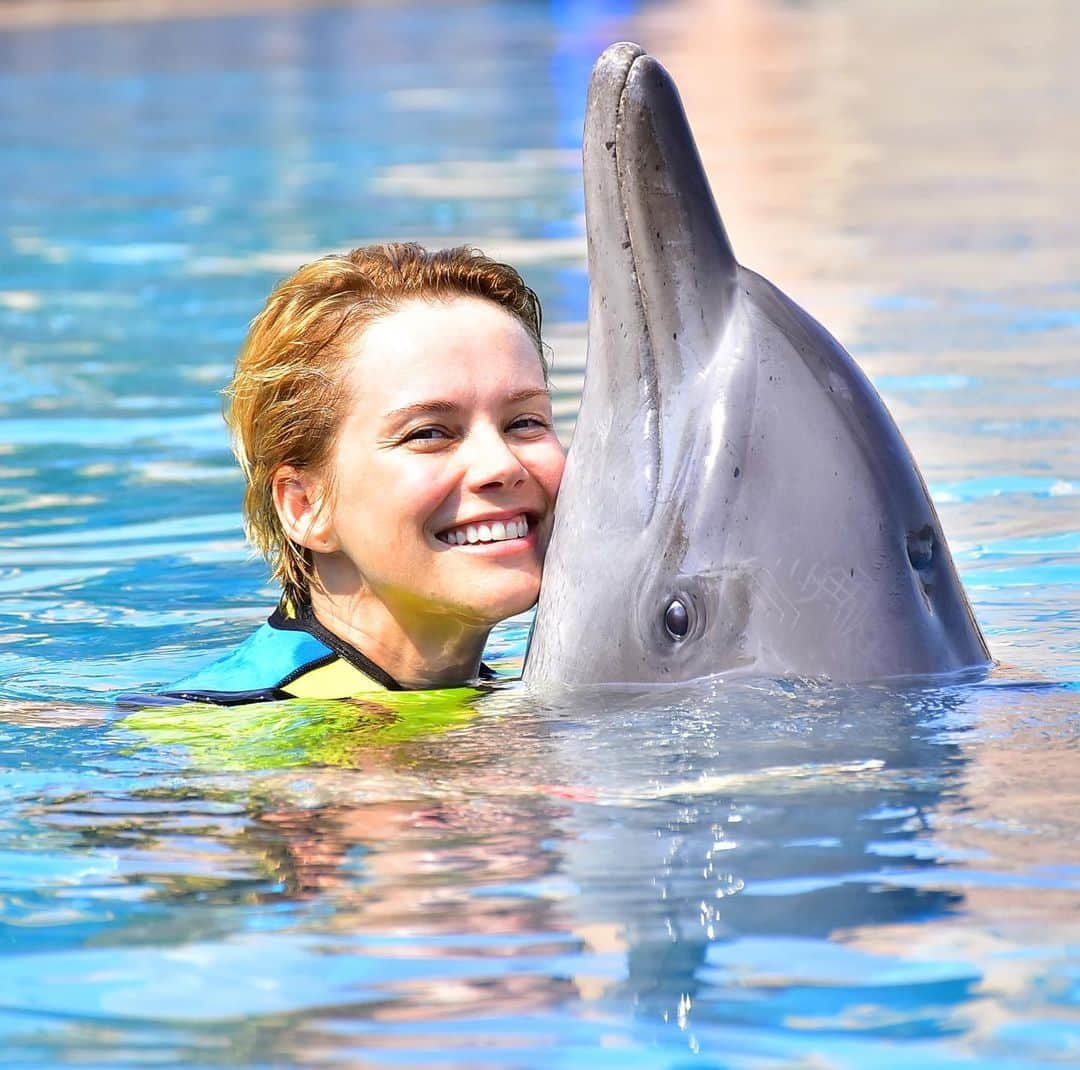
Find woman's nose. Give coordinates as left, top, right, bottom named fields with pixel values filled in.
left=464, top=424, right=528, bottom=491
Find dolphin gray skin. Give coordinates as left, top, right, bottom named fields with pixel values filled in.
left=524, top=42, right=990, bottom=686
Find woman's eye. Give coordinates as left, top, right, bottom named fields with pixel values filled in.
left=403, top=426, right=451, bottom=444
left=508, top=415, right=550, bottom=432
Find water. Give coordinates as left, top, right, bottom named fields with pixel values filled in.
left=0, top=1, right=1077, bottom=1065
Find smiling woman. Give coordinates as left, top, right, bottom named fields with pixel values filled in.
left=125, top=244, right=565, bottom=705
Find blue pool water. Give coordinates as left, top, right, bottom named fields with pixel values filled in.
left=1, top=2, right=1078, bottom=1066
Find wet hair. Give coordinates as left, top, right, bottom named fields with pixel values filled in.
left=225, top=242, right=547, bottom=606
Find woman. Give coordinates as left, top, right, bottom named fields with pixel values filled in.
left=144, top=243, right=565, bottom=705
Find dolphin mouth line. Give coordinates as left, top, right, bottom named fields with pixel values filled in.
left=612, top=52, right=658, bottom=399
left=598, top=47, right=664, bottom=517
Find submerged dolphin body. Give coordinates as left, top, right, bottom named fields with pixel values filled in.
left=524, top=43, right=990, bottom=686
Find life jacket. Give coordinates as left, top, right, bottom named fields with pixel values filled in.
left=116, top=601, right=495, bottom=708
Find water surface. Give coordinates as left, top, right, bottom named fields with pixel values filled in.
left=0, top=1, right=1077, bottom=1066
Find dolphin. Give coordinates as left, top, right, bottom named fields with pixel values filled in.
left=523, top=42, right=990, bottom=686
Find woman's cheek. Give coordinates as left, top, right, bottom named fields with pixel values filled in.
left=400, top=464, right=457, bottom=511
left=536, top=440, right=567, bottom=497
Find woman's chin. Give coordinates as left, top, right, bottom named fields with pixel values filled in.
left=454, top=577, right=541, bottom=628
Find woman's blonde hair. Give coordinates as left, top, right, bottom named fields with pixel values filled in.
left=225, top=242, right=547, bottom=606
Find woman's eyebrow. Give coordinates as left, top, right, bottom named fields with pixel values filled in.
left=382, top=399, right=458, bottom=424
left=382, top=389, right=550, bottom=424
left=504, top=388, right=551, bottom=406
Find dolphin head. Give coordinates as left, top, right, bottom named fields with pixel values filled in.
left=523, top=44, right=990, bottom=687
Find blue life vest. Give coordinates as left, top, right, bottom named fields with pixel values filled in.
left=117, top=602, right=494, bottom=708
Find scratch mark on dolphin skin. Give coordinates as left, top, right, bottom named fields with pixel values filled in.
left=743, top=560, right=874, bottom=641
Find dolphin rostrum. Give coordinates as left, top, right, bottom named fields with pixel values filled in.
left=524, top=43, right=990, bottom=686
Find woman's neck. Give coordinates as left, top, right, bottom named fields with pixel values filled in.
left=306, top=585, right=490, bottom=690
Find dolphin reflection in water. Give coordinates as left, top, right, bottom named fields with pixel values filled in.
left=525, top=43, right=990, bottom=687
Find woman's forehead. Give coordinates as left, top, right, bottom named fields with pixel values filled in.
left=337, top=297, right=547, bottom=419
left=364, top=295, right=532, bottom=350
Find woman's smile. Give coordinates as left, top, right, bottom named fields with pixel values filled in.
left=435, top=512, right=534, bottom=547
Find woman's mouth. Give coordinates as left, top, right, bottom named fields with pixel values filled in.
left=437, top=513, right=531, bottom=546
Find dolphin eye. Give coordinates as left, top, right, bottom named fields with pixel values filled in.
left=664, top=598, right=690, bottom=640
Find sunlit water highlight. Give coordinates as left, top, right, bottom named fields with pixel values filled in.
left=0, top=2, right=1077, bottom=1066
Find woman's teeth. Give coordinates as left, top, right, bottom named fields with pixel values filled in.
left=441, top=516, right=529, bottom=546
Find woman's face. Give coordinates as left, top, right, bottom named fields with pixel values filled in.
left=311, top=296, right=565, bottom=629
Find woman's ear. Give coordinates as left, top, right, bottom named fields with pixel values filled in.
left=272, top=466, right=339, bottom=553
